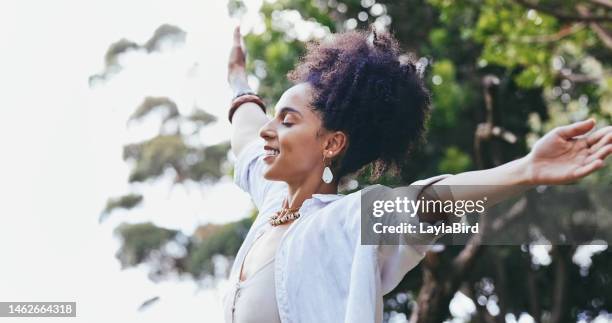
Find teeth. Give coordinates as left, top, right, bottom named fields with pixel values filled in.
left=265, top=149, right=279, bottom=156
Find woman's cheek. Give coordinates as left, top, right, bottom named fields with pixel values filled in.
left=279, top=131, right=319, bottom=170
left=276, top=145, right=299, bottom=170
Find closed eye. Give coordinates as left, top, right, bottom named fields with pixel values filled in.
left=276, top=107, right=299, bottom=127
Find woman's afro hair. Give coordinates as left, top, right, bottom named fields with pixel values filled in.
left=287, top=26, right=431, bottom=181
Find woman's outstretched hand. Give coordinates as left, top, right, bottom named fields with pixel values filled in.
left=227, top=26, right=249, bottom=91
left=427, top=119, right=609, bottom=207
left=526, top=119, right=611, bottom=184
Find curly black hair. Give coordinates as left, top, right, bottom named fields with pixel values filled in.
left=288, top=26, right=431, bottom=182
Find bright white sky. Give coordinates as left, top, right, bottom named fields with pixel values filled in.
left=0, top=0, right=608, bottom=322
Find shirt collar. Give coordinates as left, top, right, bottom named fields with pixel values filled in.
left=300, top=194, right=345, bottom=211
left=311, top=193, right=345, bottom=203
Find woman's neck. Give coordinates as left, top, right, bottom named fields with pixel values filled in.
left=285, top=176, right=338, bottom=209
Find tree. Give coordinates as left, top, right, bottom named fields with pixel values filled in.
left=234, top=1, right=612, bottom=322
left=94, top=1, right=612, bottom=321
left=91, top=23, right=255, bottom=283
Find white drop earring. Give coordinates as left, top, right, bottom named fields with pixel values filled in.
left=322, top=153, right=333, bottom=184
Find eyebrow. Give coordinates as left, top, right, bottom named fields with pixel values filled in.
left=277, top=106, right=303, bottom=117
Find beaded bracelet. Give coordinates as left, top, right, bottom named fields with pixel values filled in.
left=228, top=94, right=266, bottom=123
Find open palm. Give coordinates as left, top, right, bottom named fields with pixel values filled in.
left=528, top=119, right=611, bottom=184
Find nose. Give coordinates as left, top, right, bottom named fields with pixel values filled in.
left=259, top=119, right=277, bottom=141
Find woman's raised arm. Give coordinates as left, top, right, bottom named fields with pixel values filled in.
left=227, top=26, right=269, bottom=157
left=421, top=119, right=611, bottom=221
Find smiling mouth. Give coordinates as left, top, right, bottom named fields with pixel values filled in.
left=264, top=147, right=280, bottom=157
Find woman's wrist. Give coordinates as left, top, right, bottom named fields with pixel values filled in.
left=485, top=153, right=536, bottom=187
left=228, top=74, right=252, bottom=97
left=228, top=94, right=266, bottom=123
left=515, top=153, right=536, bottom=186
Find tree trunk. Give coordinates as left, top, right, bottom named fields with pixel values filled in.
left=410, top=266, right=453, bottom=323
left=549, top=246, right=572, bottom=323
left=526, top=253, right=541, bottom=323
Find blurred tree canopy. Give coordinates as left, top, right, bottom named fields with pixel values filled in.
left=94, top=0, right=611, bottom=322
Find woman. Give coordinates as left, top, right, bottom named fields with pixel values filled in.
left=222, top=26, right=611, bottom=323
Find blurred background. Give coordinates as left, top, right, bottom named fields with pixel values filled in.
left=0, top=0, right=611, bottom=322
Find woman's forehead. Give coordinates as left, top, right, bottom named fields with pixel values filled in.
left=276, top=83, right=313, bottom=113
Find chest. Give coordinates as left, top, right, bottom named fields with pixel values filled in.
left=239, top=223, right=290, bottom=281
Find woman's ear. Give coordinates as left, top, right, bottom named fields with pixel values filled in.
left=325, top=131, right=348, bottom=157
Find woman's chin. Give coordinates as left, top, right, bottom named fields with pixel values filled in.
left=262, top=165, right=278, bottom=181
left=263, top=165, right=286, bottom=182
left=263, top=154, right=279, bottom=177
left=263, top=172, right=280, bottom=181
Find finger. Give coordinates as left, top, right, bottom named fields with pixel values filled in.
left=586, top=144, right=612, bottom=164
left=587, top=125, right=611, bottom=146
left=233, top=26, right=242, bottom=46
left=557, top=118, right=596, bottom=139
left=573, top=159, right=604, bottom=179
left=588, top=129, right=612, bottom=152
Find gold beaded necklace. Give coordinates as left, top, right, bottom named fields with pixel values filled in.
left=269, top=197, right=301, bottom=226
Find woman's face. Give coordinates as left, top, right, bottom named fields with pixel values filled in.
left=259, top=82, right=333, bottom=183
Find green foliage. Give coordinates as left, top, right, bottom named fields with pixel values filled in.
left=429, top=59, right=469, bottom=128
left=143, top=24, right=186, bottom=52
left=187, top=109, right=217, bottom=128
left=123, top=134, right=189, bottom=183
left=120, top=95, right=229, bottom=184
left=129, top=96, right=179, bottom=124
left=438, top=146, right=472, bottom=173
left=114, top=222, right=178, bottom=268
left=187, top=216, right=255, bottom=277
left=96, top=27, right=232, bottom=271
left=111, top=216, right=256, bottom=279
left=100, top=193, right=143, bottom=222
left=90, top=24, right=186, bottom=85
left=228, top=0, right=247, bottom=18
left=189, top=142, right=231, bottom=182
left=244, top=31, right=305, bottom=103
left=104, top=39, right=139, bottom=67
left=474, top=1, right=558, bottom=88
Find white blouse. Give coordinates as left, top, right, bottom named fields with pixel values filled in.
left=225, top=229, right=282, bottom=323
left=222, top=138, right=453, bottom=323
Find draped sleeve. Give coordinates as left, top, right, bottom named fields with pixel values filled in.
left=232, top=138, right=283, bottom=210
left=373, top=174, right=462, bottom=295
